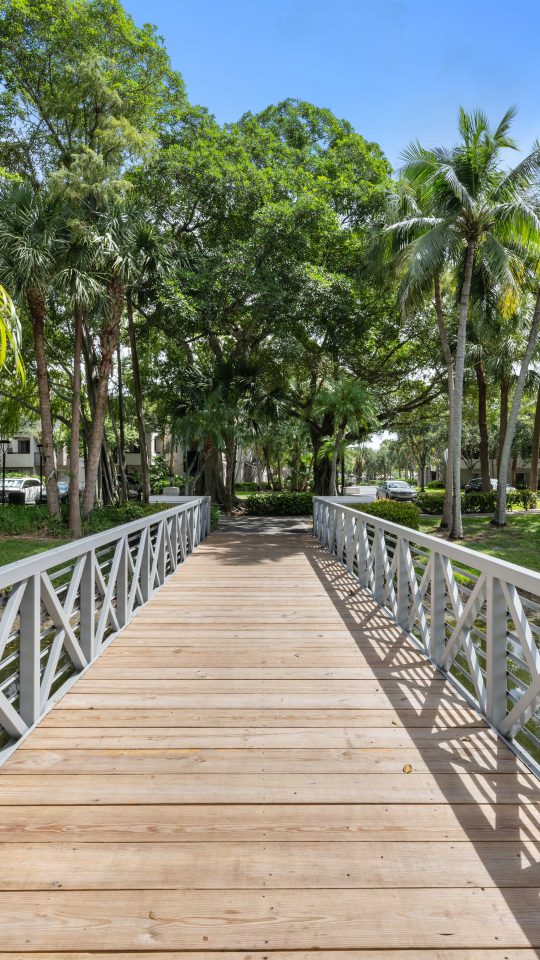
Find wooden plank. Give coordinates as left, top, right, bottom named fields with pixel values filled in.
left=0, top=772, right=535, bottom=804
left=0, top=889, right=538, bottom=949
left=40, top=707, right=487, bottom=727
left=23, top=724, right=495, bottom=750
left=0, top=803, right=535, bottom=843
left=8, top=746, right=520, bottom=775
left=71, top=678, right=445, bottom=693
left=0, top=952, right=535, bottom=960
left=54, top=691, right=476, bottom=709
left=0, top=840, right=535, bottom=889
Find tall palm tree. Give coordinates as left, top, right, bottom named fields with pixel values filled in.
left=383, top=107, right=540, bottom=537
left=0, top=186, right=62, bottom=515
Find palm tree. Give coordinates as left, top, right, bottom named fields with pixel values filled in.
left=0, top=186, right=61, bottom=515
left=383, top=107, right=540, bottom=537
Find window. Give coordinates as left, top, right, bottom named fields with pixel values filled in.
left=17, top=439, right=30, bottom=454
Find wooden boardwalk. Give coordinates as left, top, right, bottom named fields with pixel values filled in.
left=0, top=527, right=540, bottom=957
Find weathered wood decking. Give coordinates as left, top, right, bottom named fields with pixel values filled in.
left=0, top=525, right=539, bottom=957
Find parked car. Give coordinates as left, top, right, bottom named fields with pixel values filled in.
left=464, top=478, right=516, bottom=494
left=39, top=480, right=69, bottom=504
left=0, top=476, right=43, bottom=504
left=376, top=480, right=418, bottom=502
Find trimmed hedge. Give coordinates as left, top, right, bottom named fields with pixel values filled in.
left=416, top=489, right=537, bottom=515
left=235, top=481, right=268, bottom=492
left=425, top=480, right=445, bottom=490
left=352, top=500, right=420, bottom=530
left=245, top=492, right=313, bottom=515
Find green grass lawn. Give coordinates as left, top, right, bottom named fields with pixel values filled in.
left=0, top=537, right=68, bottom=565
left=420, top=514, right=540, bottom=572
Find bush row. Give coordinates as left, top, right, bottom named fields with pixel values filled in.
left=425, top=479, right=445, bottom=490
left=416, top=489, right=537, bottom=515
left=245, top=492, right=313, bottom=515
left=351, top=500, right=421, bottom=530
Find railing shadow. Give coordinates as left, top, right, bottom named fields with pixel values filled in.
left=304, top=533, right=540, bottom=937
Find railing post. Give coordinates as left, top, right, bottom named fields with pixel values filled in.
left=486, top=575, right=508, bottom=729
left=158, top=519, right=167, bottom=584
left=205, top=498, right=211, bottom=537
left=345, top=515, right=355, bottom=573
left=79, top=549, right=96, bottom=661
left=140, top=526, right=151, bottom=602
left=187, top=506, right=194, bottom=555
left=429, top=550, right=446, bottom=667
left=357, top=518, right=369, bottom=588
left=116, top=536, right=128, bottom=629
left=19, top=574, right=41, bottom=726
left=373, top=527, right=385, bottom=603
left=396, top=537, right=409, bottom=629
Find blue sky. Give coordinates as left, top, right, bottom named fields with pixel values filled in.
left=125, top=0, right=540, bottom=169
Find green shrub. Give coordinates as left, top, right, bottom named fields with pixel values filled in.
left=426, top=480, right=445, bottom=490
left=508, top=489, right=537, bottom=510
left=235, top=481, right=266, bottom=492
left=352, top=499, right=420, bottom=530
left=245, top=492, right=313, bottom=515
left=416, top=491, right=445, bottom=514
left=0, top=505, right=63, bottom=537
left=83, top=502, right=171, bottom=534
left=462, top=491, right=497, bottom=513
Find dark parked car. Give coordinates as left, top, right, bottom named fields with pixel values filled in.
left=38, top=480, right=69, bottom=504
left=464, top=478, right=516, bottom=494
left=376, top=480, right=418, bottom=502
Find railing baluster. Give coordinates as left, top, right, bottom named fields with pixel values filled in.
left=19, top=574, right=41, bottom=726
left=79, top=549, right=96, bottom=661
left=486, top=575, right=508, bottom=729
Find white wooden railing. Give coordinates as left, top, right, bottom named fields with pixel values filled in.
left=314, top=497, right=540, bottom=771
left=0, top=498, right=210, bottom=753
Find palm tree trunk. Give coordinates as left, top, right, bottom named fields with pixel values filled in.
left=82, top=278, right=123, bottom=517
left=475, top=359, right=491, bottom=492
left=498, top=376, right=509, bottom=473
left=68, top=306, right=84, bottom=537
left=126, top=289, right=150, bottom=503
left=26, top=288, right=60, bottom=517
left=494, top=288, right=540, bottom=525
left=330, top=428, right=344, bottom=496
left=116, top=343, right=128, bottom=502
left=224, top=434, right=235, bottom=512
left=434, top=276, right=454, bottom=529
left=529, top=383, right=540, bottom=493
left=450, top=242, right=476, bottom=539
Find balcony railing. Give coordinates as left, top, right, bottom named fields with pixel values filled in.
left=313, top=496, right=540, bottom=772
left=0, top=498, right=211, bottom=756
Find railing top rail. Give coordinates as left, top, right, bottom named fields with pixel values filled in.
left=0, top=497, right=209, bottom=590
left=313, top=496, right=540, bottom=595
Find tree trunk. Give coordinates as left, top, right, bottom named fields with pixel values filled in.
left=310, top=418, right=333, bottom=495
left=26, top=288, right=60, bottom=517
left=116, top=342, right=128, bottom=502
left=224, top=433, right=235, bottom=512
left=68, top=306, right=84, bottom=537
left=330, top=428, right=344, bottom=496
left=196, top=438, right=225, bottom=504
left=82, top=277, right=124, bottom=517
left=263, top=443, right=275, bottom=490
left=126, top=289, right=150, bottom=503
left=529, top=383, right=540, bottom=493
left=494, top=288, right=540, bottom=524
left=434, top=276, right=454, bottom=530
left=498, top=376, right=509, bottom=473
left=450, top=242, right=476, bottom=539
left=475, top=359, right=491, bottom=492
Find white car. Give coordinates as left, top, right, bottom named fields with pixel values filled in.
left=0, top=476, right=43, bottom=505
